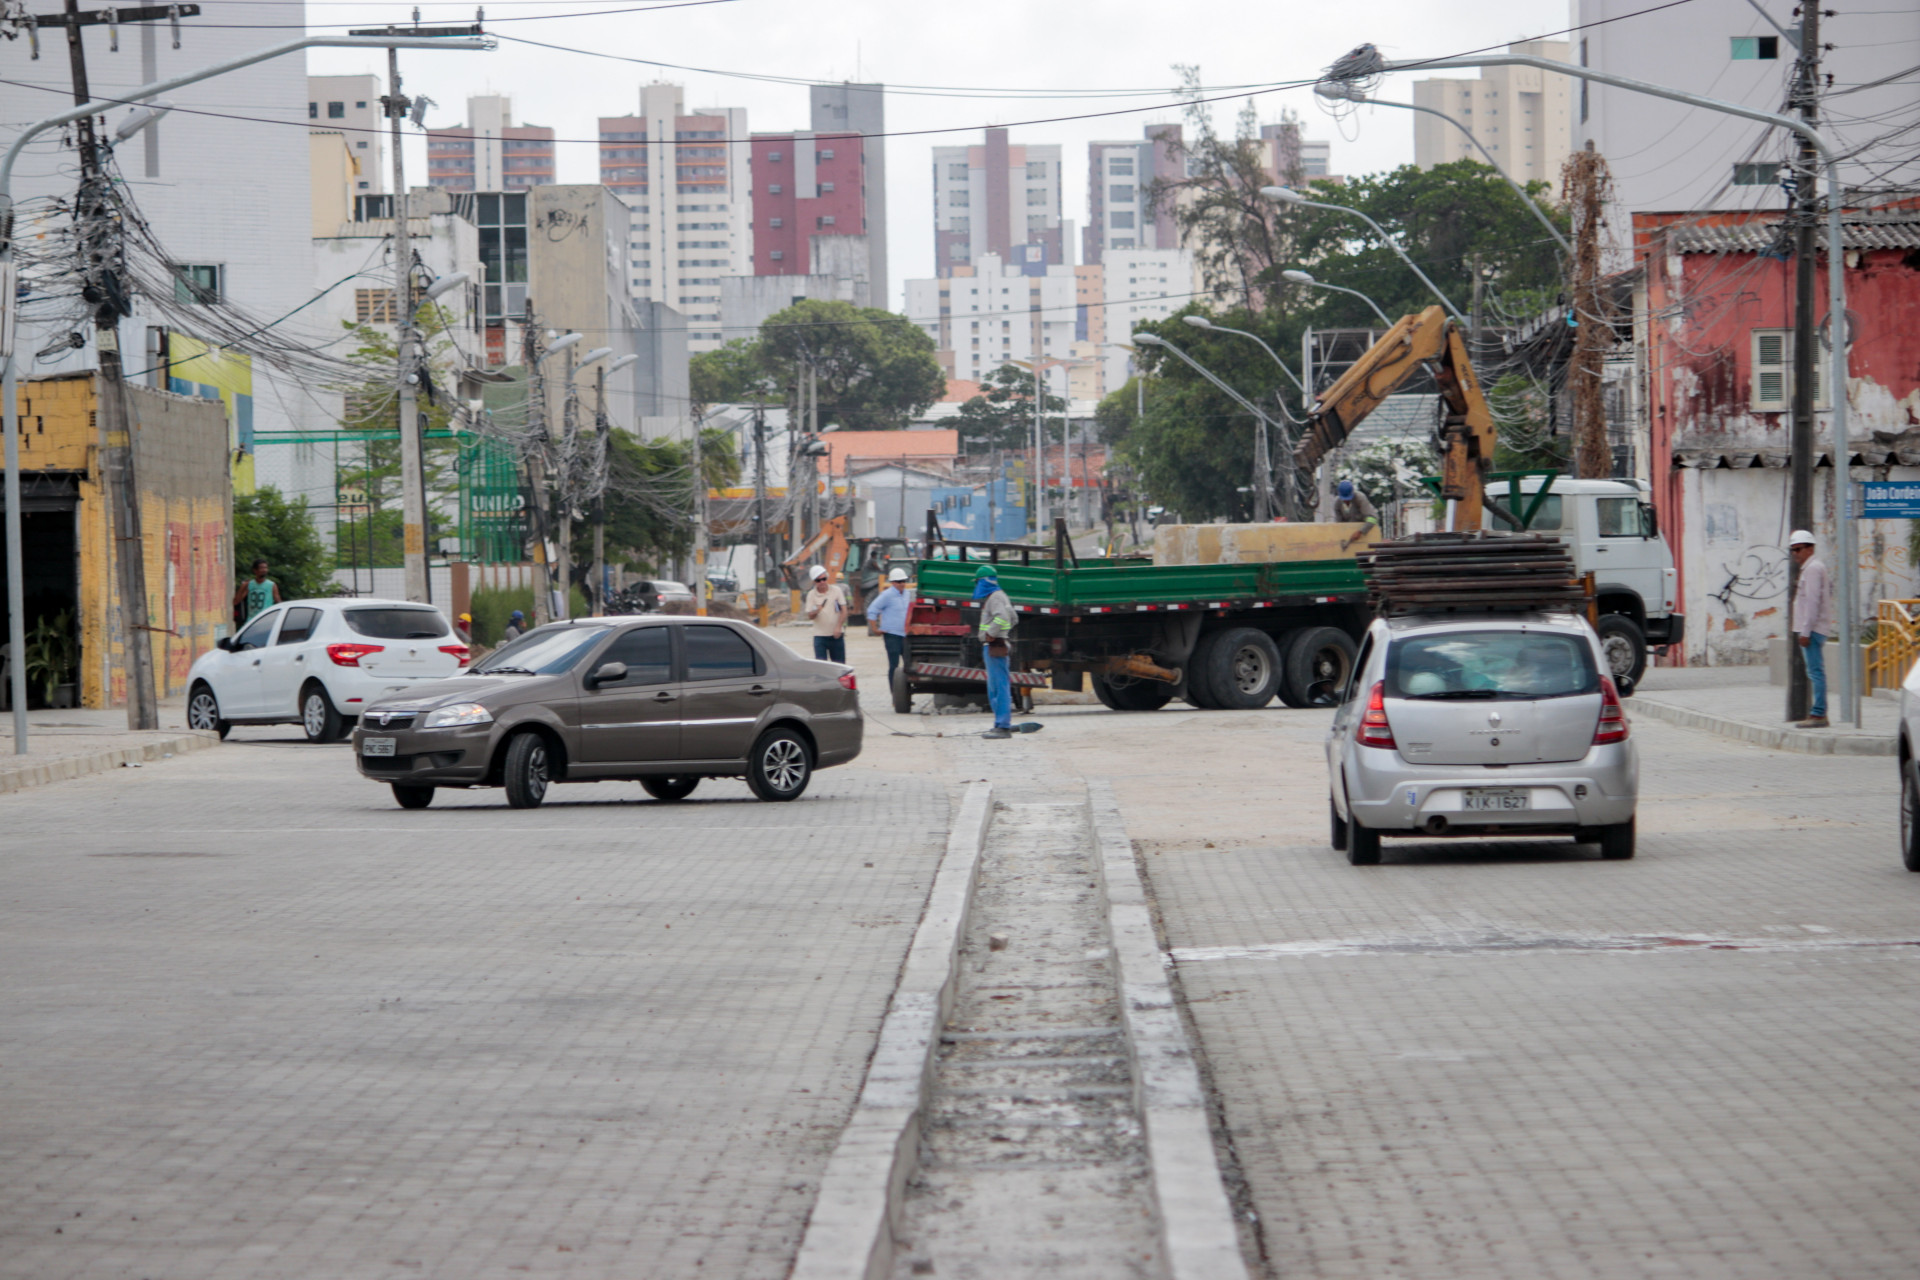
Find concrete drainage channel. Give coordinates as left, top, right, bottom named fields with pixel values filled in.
left=791, top=779, right=1247, bottom=1280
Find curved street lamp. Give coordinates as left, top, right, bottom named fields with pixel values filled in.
left=1134, top=331, right=1283, bottom=521
left=1280, top=269, right=1395, bottom=328
left=1261, top=185, right=1467, bottom=323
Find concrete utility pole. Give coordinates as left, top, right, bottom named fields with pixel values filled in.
left=1786, top=0, right=1823, bottom=723
left=1566, top=145, right=1614, bottom=480
left=521, top=315, right=555, bottom=626
left=555, top=343, right=579, bottom=619
left=691, top=415, right=708, bottom=616
left=386, top=45, right=429, bottom=605
left=753, top=404, right=769, bottom=627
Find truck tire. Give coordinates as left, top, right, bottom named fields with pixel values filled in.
left=1596, top=614, right=1647, bottom=690
left=1092, top=675, right=1122, bottom=710
left=1271, top=628, right=1308, bottom=706
left=1284, top=627, right=1358, bottom=708
left=1106, top=679, right=1174, bottom=712
left=1183, top=632, right=1224, bottom=708
left=891, top=666, right=914, bottom=714
left=1203, top=627, right=1283, bottom=709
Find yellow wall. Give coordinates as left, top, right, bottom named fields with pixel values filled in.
left=308, top=130, right=360, bottom=237
left=13, top=374, right=232, bottom=708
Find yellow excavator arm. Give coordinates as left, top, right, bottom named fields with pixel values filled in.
left=1295, top=305, right=1499, bottom=532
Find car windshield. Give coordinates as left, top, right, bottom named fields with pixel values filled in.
left=344, top=607, right=450, bottom=640
left=472, top=624, right=614, bottom=675
left=654, top=582, right=691, bottom=594
left=1386, top=630, right=1599, bottom=701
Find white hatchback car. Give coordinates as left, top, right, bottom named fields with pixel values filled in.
left=187, top=598, right=469, bottom=742
left=1326, top=612, right=1639, bottom=865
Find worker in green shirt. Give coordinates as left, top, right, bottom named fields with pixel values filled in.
left=234, top=559, right=282, bottom=625
left=974, top=564, right=1016, bottom=739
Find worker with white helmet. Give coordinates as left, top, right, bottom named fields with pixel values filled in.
left=1788, top=529, right=1835, bottom=728
left=866, top=565, right=915, bottom=685
left=803, top=563, right=848, bottom=664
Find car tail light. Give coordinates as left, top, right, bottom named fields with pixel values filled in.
left=1594, top=677, right=1630, bottom=745
left=1356, top=681, right=1396, bottom=749
left=439, top=643, right=471, bottom=667
left=838, top=671, right=858, bottom=692
left=326, top=643, right=384, bottom=667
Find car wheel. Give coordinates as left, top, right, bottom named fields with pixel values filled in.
left=1347, top=817, right=1382, bottom=865
left=1205, top=626, right=1283, bottom=710
left=1330, top=795, right=1348, bottom=852
left=503, top=732, right=552, bottom=809
left=1596, top=615, right=1647, bottom=689
left=1285, top=627, right=1359, bottom=708
left=1183, top=632, right=1223, bottom=709
left=891, top=665, right=914, bottom=715
left=641, top=775, right=700, bottom=802
left=747, top=727, right=813, bottom=802
left=1903, top=761, right=1920, bottom=872
left=187, top=682, right=230, bottom=740
left=1598, top=817, right=1636, bottom=860
left=392, top=784, right=435, bottom=810
left=301, top=682, right=343, bottom=744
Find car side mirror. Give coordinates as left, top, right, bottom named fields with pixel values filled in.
left=586, top=661, right=628, bottom=688
left=216, top=637, right=234, bottom=652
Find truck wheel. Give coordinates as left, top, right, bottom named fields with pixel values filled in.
left=1205, top=627, right=1283, bottom=709
left=1596, top=615, right=1647, bottom=689
left=1271, top=628, right=1307, bottom=706
left=1285, top=627, right=1358, bottom=708
left=1092, top=676, right=1122, bottom=710
left=1107, top=680, right=1174, bottom=712
left=891, top=666, right=914, bottom=715
left=1183, top=632, right=1224, bottom=708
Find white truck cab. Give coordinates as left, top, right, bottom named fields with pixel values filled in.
left=1482, top=476, right=1683, bottom=685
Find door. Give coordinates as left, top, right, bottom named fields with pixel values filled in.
left=577, top=625, right=683, bottom=765
left=257, top=605, right=321, bottom=717
left=678, top=624, right=775, bottom=762
left=221, top=608, right=283, bottom=716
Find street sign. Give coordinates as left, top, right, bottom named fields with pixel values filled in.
left=1860, top=481, right=1920, bottom=518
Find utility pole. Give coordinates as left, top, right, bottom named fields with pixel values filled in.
left=1566, top=143, right=1614, bottom=480
left=554, top=342, right=578, bottom=619
left=47, top=1, right=197, bottom=730
left=521, top=312, right=554, bottom=626
left=385, top=45, right=430, bottom=604
left=753, top=404, right=769, bottom=627
left=691, top=417, right=708, bottom=616
left=1786, top=0, right=1823, bottom=723
left=1469, top=251, right=1486, bottom=356
left=590, top=361, right=607, bottom=615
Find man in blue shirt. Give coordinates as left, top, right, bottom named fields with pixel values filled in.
left=865, top=567, right=914, bottom=685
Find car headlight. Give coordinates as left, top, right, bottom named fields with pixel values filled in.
left=421, top=702, right=494, bottom=729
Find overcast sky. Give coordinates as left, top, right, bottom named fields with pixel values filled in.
left=309, top=0, right=1574, bottom=309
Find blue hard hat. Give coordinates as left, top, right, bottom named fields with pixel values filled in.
left=510, top=610, right=525, bottom=621
left=1338, top=480, right=1355, bottom=500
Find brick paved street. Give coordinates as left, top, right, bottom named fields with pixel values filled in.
left=0, top=722, right=949, bottom=1279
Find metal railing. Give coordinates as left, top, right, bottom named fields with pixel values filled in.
left=1864, top=598, right=1920, bottom=692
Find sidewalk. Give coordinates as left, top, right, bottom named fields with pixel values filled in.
left=0, top=703, right=219, bottom=795
left=1633, top=666, right=1897, bottom=755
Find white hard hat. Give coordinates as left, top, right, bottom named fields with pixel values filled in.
left=888, top=567, right=910, bottom=583
left=1788, top=529, right=1817, bottom=547
left=809, top=564, right=829, bottom=579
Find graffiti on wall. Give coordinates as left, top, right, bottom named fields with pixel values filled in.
left=1710, top=545, right=1788, bottom=607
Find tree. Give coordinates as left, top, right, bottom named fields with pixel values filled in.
left=953, top=363, right=1069, bottom=454
left=716, top=300, right=946, bottom=429
left=690, top=338, right=777, bottom=415
left=565, top=428, right=742, bottom=581
left=233, top=487, right=333, bottom=600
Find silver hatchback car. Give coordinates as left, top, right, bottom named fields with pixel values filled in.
left=1326, top=612, right=1639, bottom=864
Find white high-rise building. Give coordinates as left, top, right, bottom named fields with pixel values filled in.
left=1412, top=40, right=1574, bottom=190
left=599, top=83, right=751, bottom=353
left=307, top=74, right=384, bottom=195
left=1102, top=248, right=1196, bottom=394
left=905, top=254, right=1077, bottom=385
left=931, top=128, right=1067, bottom=276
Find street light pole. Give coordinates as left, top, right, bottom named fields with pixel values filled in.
left=1280, top=269, right=1395, bottom=327
left=1351, top=47, right=1859, bottom=721
left=1262, top=186, right=1468, bottom=323
left=1133, top=332, right=1285, bottom=521
left=0, top=30, right=490, bottom=753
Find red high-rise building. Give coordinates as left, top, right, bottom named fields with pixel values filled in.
left=748, top=131, right=867, bottom=277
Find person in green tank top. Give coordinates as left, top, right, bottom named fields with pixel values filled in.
left=234, top=559, right=282, bottom=624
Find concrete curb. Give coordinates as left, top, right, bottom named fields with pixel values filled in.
left=790, top=780, right=994, bottom=1280
left=1631, top=696, right=1895, bottom=756
left=0, top=730, right=221, bottom=796
left=1087, top=779, right=1251, bottom=1280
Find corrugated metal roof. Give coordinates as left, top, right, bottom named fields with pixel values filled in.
left=1673, top=213, right=1920, bottom=254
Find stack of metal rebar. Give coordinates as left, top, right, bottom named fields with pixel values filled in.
left=1359, top=533, right=1588, bottom=616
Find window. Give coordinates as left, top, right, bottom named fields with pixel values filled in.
left=950, top=216, right=970, bottom=234
left=769, top=250, right=784, bottom=260
left=327, top=101, right=344, bottom=119
left=768, top=184, right=783, bottom=194
left=1596, top=497, right=1645, bottom=538
left=233, top=611, right=279, bottom=651
left=817, top=215, right=836, bottom=227
left=1486, top=494, right=1562, bottom=532
left=355, top=140, right=369, bottom=150
left=308, top=102, right=317, bottom=119
left=475, top=625, right=615, bottom=675
left=355, top=101, right=367, bottom=109
left=1750, top=329, right=1827, bottom=411
left=171, top=264, right=223, bottom=305
left=595, top=626, right=672, bottom=685
left=276, top=607, right=321, bottom=645
left=1730, top=35, right=1779, bottom=60
left=1109, top=184, right=1135, bottom=204
left=684, top=625, right=760, bottom=680
left=344, top=608, right=450, bottom=640
left=948, top=190, right=970, bottom=207
left=355, top=288, right=398, bottom=324
left=1108, top=158, right=1135, bottom=176
left=768, top=151, right=784, bottom=161
left=1024, top=188, right=1048, bottom=207
left=948, top=163, right=969, bottom=180
left=1386, top=631, right=1598, bottom=701
left=768, top=217, right=783, bottom=228
left=1732, top=162, right=1780, bottom=186
left=1026, top=161, right=1047, bottom=179
left=1110, top=211, right=1135, bottom=229
left=818, top=148, right=836, bottom=160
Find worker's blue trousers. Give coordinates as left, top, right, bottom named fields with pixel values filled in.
left=984, top=652, right=1012, bottom=729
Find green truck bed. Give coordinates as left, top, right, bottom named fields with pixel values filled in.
left=914, top=553, right=1367, bottom=613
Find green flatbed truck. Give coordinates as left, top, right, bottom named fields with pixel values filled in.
left=892, top=518, right=1370, bottom=714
